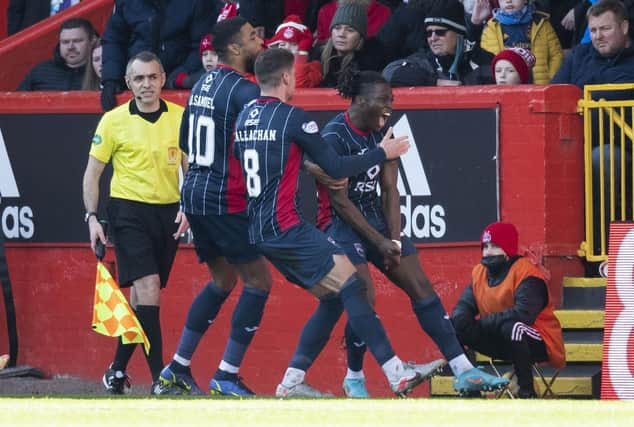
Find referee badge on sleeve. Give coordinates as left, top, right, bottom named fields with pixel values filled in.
left=167, top=147, right=179, bottom=165
left=301, top=121, right=319, bottom=134
left=92, top=134, right=102, bottom=145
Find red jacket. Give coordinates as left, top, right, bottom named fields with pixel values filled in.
left=295, top=54, right=322, bottom=88
left=316, top=0, right=391, bottom=42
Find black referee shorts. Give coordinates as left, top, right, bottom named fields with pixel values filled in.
left=107, top=198, right=179, bottom=288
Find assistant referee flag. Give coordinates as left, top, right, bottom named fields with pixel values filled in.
left=91, top=262, right=150, bottom=354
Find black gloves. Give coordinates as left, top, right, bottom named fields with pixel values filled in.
left=100, top=81, right=120, bottom=112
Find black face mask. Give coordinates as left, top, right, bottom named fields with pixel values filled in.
left=481, top=255, right=508, bottom=276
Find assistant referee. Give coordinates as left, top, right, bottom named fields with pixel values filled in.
left=82, top=51, right=188, bottom=395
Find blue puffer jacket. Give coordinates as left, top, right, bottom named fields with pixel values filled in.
left=551, top=41, right=634, bottom=88
left=101, top=0, right=216, bottom=86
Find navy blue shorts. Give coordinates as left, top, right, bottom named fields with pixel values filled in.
left=325, top=217, right=416, bottom=273
left=187, top=212, right=260, bottom=265
left=256, top=222, right=344, bottom=288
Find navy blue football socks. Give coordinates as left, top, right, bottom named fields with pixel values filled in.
left=344, top=321, right=367, bottom=372
left=170, top=282, right=230, bottom=372
left=289, top=293, right=343, bottom=371
left=220, top=286, right=269, bottom=368
left=412, top=294, right=464, bottom=361
left=340, top=274, right=395, bottom=366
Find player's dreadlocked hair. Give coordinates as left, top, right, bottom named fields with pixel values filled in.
left=336, top=67, right=388, bottom=101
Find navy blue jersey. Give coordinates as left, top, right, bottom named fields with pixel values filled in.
left=233, top=97, right=387, bottom=243
left=180, top=64, right=260, bottom=215
left=318, top=112, right=386, bottom=226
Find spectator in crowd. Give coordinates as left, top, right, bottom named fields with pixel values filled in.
left=267, top=15, right=322, bottom=87
left=100, top=0, right=217, bottom=111
left=8, top=0, right=81, bottom=36
left=492, top=46, right=536, bottom=84
left=82, top=38, right=102, bottom=90
left=474, top=0, right=563, bottom=84
left=559, top=0, right=634, bottom=47
left=316, top=0, right=391, bottom=44
left=17, top=17, right=97, bottom=91
left=383, top=0, right=494, bottom=86
left=552, top=0, right=634, bottom=85
left=375, top=0, right=444, bottom=62
left=166, top=33, right=217, bottom=89
left=552, top=0, right=634, bottom=267
left=452, top=222, right=565, bottom=398
left=82, top=51, right=188, bottom=395
left=315, top=2, right=390, bottom=87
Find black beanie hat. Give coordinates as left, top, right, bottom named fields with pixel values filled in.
left=424, top=0, right=467, bottom=36
left=330, top=3, right=368, bottom=39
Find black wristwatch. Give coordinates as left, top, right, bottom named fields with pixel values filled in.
left=84, top=212, right=98, bottom=223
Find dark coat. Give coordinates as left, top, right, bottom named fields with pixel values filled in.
left=383, top=42, right=494, bottom=87
left=313, top=37, right=390, bottom=88
left=551, top=42, right=634, bottom=87
left=17, top=46, right=86, bottom=91
left=101, top=0, right=216, bottom=86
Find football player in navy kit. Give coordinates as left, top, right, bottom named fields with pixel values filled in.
left=308, top=69, right=510, bottom=397
left=234, top=48, right=437, bottom=398
left=158, top=17, right=272, bottom=397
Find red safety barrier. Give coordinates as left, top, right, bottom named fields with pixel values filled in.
left=0, top=0, right=112, bottom=91
left=0, top=85, right=584, bottom=396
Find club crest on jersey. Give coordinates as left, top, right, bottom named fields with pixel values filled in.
left=302, top=121, right=319, bottom=134
left=92, top=134, right=102, bottom=145
left=167, top=147, right=179, bottom=165
left=354, top=243, right=365, bottom=258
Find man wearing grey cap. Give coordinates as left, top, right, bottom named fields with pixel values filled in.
left=382, top=0, right=494, bottom=87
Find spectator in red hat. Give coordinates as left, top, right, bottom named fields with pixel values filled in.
left=166, top=34, right=217, bottom=89
left=267, top=15, right=322, bottom=87
left=200, top=34, right=219, bottom=72
left=492, top=47, right=536, bottom=84
left=451, top=221, right=565, bottom=398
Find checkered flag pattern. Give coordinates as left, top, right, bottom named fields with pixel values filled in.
left=91, top=262, right=150, bottom=355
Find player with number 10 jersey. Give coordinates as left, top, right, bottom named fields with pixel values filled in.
left=180, top=64, right=259, bottom=216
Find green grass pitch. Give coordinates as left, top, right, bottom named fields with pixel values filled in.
left=1, top=398, right=633, bottom=426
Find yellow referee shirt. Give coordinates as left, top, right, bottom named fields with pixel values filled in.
left=89, top=99, right=184, bottom=204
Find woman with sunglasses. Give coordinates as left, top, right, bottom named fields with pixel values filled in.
left=383, top=0, right=494, bottom=87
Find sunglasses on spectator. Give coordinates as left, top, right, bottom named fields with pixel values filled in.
left=426, top=28, right=449, bottom=38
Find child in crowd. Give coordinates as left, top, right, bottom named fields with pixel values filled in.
left=200, top=34, right=219, bottom=72
left=167, top=34, right=217, bottom=89
left=267, top=15, right=322, bottom=88
left=491, top=47, right=536, bottom=84
left=478, top=0, right=562, bottom=84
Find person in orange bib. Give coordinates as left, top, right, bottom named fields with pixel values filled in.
left=451, top=221, right=565, bottom=398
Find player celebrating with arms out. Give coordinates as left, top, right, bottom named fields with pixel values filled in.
left=307, top=68, right=510, bottom=397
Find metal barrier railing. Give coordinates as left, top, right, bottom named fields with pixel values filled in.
left=577, top=84, right=634, bottom=262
